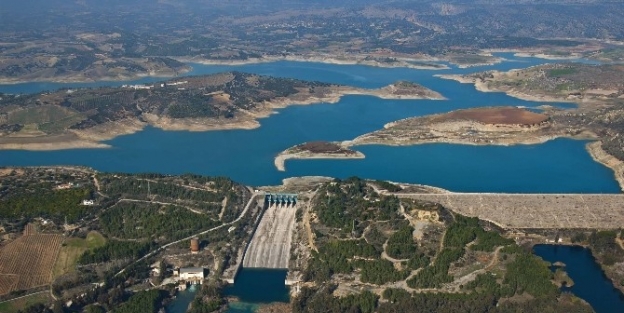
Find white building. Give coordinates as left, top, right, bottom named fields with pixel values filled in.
left=178, top=267, right=205, bottom=284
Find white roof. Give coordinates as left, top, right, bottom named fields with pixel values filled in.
left=179, top=267, right=204, bottom=273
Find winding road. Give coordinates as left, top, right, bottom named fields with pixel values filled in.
left=114, top=189, right=262, bottom=277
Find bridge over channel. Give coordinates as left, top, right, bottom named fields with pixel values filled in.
left=400, top=193, right=624, bottom=229
left=242, top=193, right=298, bottom=269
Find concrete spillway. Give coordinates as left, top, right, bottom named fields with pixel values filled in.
left=242, top=202, right=297, bottom=269
left=404, top=193, right=624, bottom=229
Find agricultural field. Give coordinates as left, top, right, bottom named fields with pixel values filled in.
left=0, top=225, right=63, bottom=295
left=52, top=231, right=106, bottom=279
left=0, top=291, right=52, bottom=313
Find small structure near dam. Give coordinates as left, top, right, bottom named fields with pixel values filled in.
left=242, top=193, right=298, bottom=269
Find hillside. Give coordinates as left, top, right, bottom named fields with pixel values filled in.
left=291, top=177, right=596, bottom=313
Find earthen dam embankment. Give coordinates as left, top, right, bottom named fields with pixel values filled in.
left=400, top=193, right=624, bottom=229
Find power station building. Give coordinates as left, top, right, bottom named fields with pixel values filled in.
left=178, top=267, right=205, bottom=284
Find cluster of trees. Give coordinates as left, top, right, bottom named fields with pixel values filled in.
left=16, top=301, right=67, bottom=313
left=354, top=259, right=408, bottom=285
left=78, top=240, right=155, bottom=264
left=305, top=233, right=414, bottom=285
left=99, top=202, right=220, bottom=241
left=292, top=287, right=378, bottom=313
left=407, top=247, right=464, bottom=288
left=444, top=215, right=513, bottom=252
left=386, top=225, right=417, bottom=259
left=407, top=215, right=512, bottom=288
left=0, top=187, right=93, bottom=223
left=364, top=226, right=388, bottom=251
left=406, top=252, right=430, bottom=271
left=380, top=288, right=591, bottom=313
left=570, top=230, right=624, bottom=266
left=112, top=290, right=167, bottom=313
left=298, top=241, right=587, bottom=313
left=187, top=282, right=225, bottom=313
left=303, top=239, right=378, bottom=283
left=100, top=176, right=226, bottom=204
left=472, top=230, right=515, bottom=252
left=503, top=252, right=559, bottom=298
left=587, top=230, right=624, bottom=266
left=373, top=180, right=402, bottom=192
left=314, top=177, right=400, bottom=230
left=167, top=94, right=222, bottom=118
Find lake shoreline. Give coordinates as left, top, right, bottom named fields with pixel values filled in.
left=177, top=54, right=450, bottom=71
left=0, top=68, right=193, bottom=85
left=0, top=54, right=449, bottom=85
left=586, top=141, right=624, bottom=192
left=435, top=73, right=573, bottom=103
left=275, top=150, right=365, bottom=172
left=0, top=83, right=443, bottom=151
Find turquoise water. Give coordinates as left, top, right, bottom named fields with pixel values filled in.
left=1, top=132, right=617, bottom=192
left=166, top=285, right=199, bottom=313
left=1, top=55, right=621, bottom=311
left=165, top=269, right=289, bottom=313
left=0, top=55, right=618, bottom=192
left=533, top=245, right=624, bottom=313
left=224, top=269, right=289, bottom=313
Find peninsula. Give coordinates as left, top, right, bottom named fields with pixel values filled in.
left=274, top=107, right=554, bottom=169
left=274, top=141, right=364, bottom=171
left=275, top=106, right=583, bottom=170
left=346, top=106, right=560, bottom=147
left=282, top=104, right=624, bottom=191
left=280, top=63, right=624, bottom=191
left=434, top=63, right=624, bottom=191
left=0, top=73, right=443, bottom=150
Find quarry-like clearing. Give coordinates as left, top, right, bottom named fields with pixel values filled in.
left=431, top=107, right=549, bottom=125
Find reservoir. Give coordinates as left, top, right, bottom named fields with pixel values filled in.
left=0, top=55, right=619, bottom=192
left=1, top=55, right=622, bottom=311
left=533, top=245, right=624, bottom=313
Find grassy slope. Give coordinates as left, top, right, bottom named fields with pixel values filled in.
left=52, top=231, right=107, bottom=279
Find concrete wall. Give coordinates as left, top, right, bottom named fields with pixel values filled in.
left=242, top=202, right=297, bottom=269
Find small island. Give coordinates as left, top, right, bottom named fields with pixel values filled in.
left=0, top=73, right=443, bottom=151
left=274, top=141, right=364, bottom=171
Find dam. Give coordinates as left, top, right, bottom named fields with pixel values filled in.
left=403, top=193, right=624, bottom=229
left=242, top=194, right=298, bottom=269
